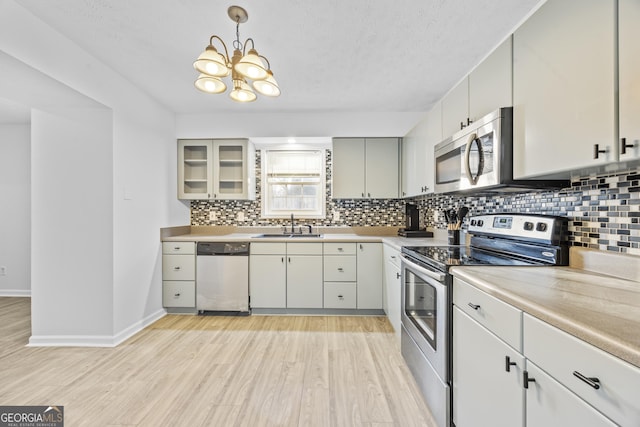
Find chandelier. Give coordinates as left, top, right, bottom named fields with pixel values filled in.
left=193, top=5, right=280, bottom=102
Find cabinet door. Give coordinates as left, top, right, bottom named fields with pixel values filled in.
left=249, top=255, right=286, bottom=308
left=469, top=36, right=512, bottom=122
left=212, top=139, right=254, bottom=200
left=332, top=138, right=365, bottom=198
left=619, top=0, right=640, bottom=161
left=383, top=244, right=401, bottom=346
left=526, top=362, right=616, bottom=427
left=402, top=105, right=439, bottom=198
left=356, top=243, right=382, bottom=309
left=177, top=139, right=213, bottom=200
left=365, top=138, right=399, bottom=198
left=442, top=77, right=469, bottom=137
left=286, top=255, right=323, bottom=308
left=453, top=307, right=525, bottom=427
left=513, top=0, right=615, bottom=178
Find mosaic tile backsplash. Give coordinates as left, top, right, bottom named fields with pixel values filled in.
left=191, top=150, right=640, bottom=256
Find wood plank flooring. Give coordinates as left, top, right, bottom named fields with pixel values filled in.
left=0, top=298, right=436, bottom=426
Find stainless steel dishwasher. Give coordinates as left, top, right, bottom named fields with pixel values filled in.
left=196, top=242, right=250, bottom=314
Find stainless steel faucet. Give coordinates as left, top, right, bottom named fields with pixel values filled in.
left=303, top=224, right=312, bottom=234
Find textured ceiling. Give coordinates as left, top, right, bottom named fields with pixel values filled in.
left=10, top=0, right=541, bottom=117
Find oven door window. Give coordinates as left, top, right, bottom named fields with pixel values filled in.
left=404, top=269, right=438, bottom=349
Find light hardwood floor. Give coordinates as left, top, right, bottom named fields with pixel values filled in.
left=0, top=297, right=436, bottom=426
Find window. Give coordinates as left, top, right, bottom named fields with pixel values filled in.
left=262, top=149, right=325, bottom=218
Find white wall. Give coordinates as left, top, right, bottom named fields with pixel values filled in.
left=176, top=112, right=425, bottom=138
left=31, top=107, right=114, bottom=340
left=0, top=0, right=188, bottom=345
left=0, top=124, right=30, bottom=296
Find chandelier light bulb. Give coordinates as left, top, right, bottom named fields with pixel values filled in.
left=194, top=74, right=227, bottom=94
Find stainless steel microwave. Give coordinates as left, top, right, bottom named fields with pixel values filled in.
left=433, top=107, right=568, bottom=194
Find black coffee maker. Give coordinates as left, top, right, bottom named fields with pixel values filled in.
left=398, top=203, right=433, bottom=237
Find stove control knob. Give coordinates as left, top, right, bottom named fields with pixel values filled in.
left=524, top=221, right=534, bottom=231
left=477, top=220, right=484, bottom=227
left=536, top=222, right=548, bottom=232
left=470, top=219, right=477, bottom=226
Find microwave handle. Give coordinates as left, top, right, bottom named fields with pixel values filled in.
left=464, top=133, right=484, bottom=185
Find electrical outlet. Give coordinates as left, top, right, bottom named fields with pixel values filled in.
left=433, top=210, right=439, bottom=224
left=333, top=211, right=340, bottom=221
left=209, top=211, right=217, bottom=221
left=0, top=266, right=6, bottom=276
left=237, top=211, right=245, bottom=222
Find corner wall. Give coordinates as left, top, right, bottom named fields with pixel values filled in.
left=0, top=124, right=30, bottom=296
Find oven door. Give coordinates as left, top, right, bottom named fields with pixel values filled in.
left=401, top=256, right=448, bottom=381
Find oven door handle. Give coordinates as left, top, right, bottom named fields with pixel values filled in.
left=402, top=257, right=446, bottom=283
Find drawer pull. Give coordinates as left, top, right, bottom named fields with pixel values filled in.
left=573, top=371, right=601, bottom=390
left=338, top=247, right=344, bottom=252
left=505, top=356, right=517, bottom=372
left=523, top=370, right=536, bottom=389
left=468, top=302, right=480, bottom=310
left=338, top=295, right=344, bottom=300
left=174, top=293, right=181, bottom=297
left=174, top=246, right=181, bottom=250
left=337, top=267, right=344, bottom=272
left=173, top=266, right=181, bottom=271
left=390, top=255, right=396, bottom=259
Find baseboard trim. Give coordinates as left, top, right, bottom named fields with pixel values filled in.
left=0, top=290, right=31, bottom=297
left=27, top=309, right=167, bottom=347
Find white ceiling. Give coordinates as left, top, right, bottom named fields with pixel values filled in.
left=6, top=0, right=541, bottom=123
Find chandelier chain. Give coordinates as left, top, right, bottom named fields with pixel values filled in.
left=233, top=19, right=243, bottom=51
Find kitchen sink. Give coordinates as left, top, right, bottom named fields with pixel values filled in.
left=254, top=233, right=323, bottom=238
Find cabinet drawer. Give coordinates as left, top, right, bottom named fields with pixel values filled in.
left=162, top=241, right=195, bottom=255
left=287, top=242, right=323, bottom=255
left=162, top=254, right=195, bottom=280
left=324, top=256, right=357, bottom=282
left=453, top=278, right=522, bottom=351
left=250, top=242, right=286, bottom=255
left=524, top=314, right=640, bottom=427
left=163, top=281, right=196, bottom=308
left=383, top=244, right=401, bottom=268
left=324, top=282, right=357, bottom=309
left=323, top=243, right=357, bottom=255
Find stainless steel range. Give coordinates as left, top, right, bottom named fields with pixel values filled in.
left=400, top=213, right=569, bottom=427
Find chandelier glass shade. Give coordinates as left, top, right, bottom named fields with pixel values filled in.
left=193, top=6, right=279, bottom=103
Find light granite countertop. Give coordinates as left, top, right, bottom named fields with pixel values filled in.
left=160, top=225, right=451, bottom=249
left=451, top=263, right=640, bottom=368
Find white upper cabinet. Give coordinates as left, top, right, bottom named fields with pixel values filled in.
left=402, top=103, right=441, bottom=197
left=177, top=138, right=255, bottom=200
left=469, top=36, right=513, bottom=123
left=442, top=77, right=470, bottom=138
left=618, top=0, right=640, bottom=162
left=512, top=0, right=616, bottom=178
left=442, top=36, right=513, bottom=140
left=178, top=139, right=214, bottom=200
left=332, top=137, right=399, bottom=199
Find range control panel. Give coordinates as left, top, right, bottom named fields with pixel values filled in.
left=467, top=214, right=567, bottom=245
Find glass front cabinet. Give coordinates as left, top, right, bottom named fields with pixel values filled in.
left=178, top=139, right=255, bottom=200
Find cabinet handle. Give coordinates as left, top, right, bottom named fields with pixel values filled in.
left=174, top=247, right=181, bottom=251
left=523, top=370, right=536, bottom=389
left=174, top=293, right=181, bottom=297
left=362, top=192, right=364, bottom=197
left=467, top=117, right=473, bottom=126
left=505, top=356, right=517, bottom=372
left=390, top=255, right=396, bottom=259
left=288, top=257, right=291, bottom=263
left=396, top=272, right=401, bottom=279
left=281, top=257, right=284, bottom=263
left=467, top=302, right=480, bottom=310
left=621, top=137, right=634, bottom=155
left=593, top=144, right=607, bottom=159
left=460, top=121, right=465, bottom=130
left=572, top=371, right=601, bottom=390
left=359, top=244, right=363, bottom=250
left=367, top=192, right=371, bottom=197
left=337, top=267, right=344, bottom=272
left=338, top=295, right=344, bottom=300
left=338, top=247, right=343, bottom=252
left=173, top=266, right=181, bottom=271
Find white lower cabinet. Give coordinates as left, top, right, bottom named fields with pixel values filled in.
left=453, top=277, right=638, bottom=427
left=249, top=254, right=286, bottom=308
left=382, top=244, right=401, bottom=345
left=356, top=243, right=382, bottom=309
left=161, top=242, right=195, bottom=309
left=287, top=253, right=323, bottom=308
left=525, top=361, right=616, bottom=427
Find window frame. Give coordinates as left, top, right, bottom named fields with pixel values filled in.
left=261, top=148, right=327, bottom=219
